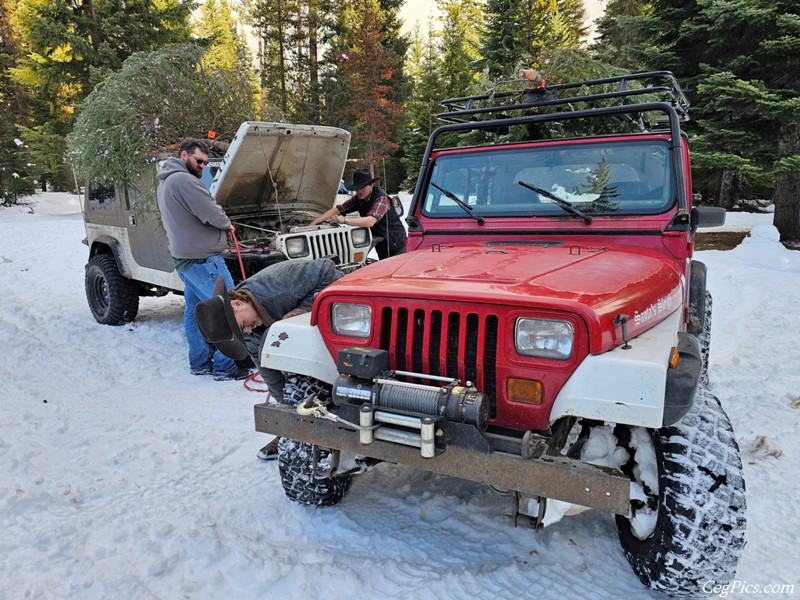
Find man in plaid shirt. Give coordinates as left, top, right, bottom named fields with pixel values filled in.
left=311, top=168, right=407, bottom=259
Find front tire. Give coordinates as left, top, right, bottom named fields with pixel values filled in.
left=615, top=387, right=746, bottom=596
left=277, top=376, right=352, bottom=507
left=694, top=291, right=713, bottom=386
left=85, top=254, right=140, bottom=325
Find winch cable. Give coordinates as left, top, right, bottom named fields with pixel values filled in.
left=296, top=394, right=379, bottom=432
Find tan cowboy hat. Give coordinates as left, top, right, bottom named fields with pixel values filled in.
left=194, top=276, right=249, bottom=360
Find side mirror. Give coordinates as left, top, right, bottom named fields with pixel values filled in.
left=691, top=206, right=725, bottom=232
left=391, top=195, right=405, bottom=218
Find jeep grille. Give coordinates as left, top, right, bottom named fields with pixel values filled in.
left=379, top=305, right=498, bottom=417
left=307, top=229, right=354, bottom=263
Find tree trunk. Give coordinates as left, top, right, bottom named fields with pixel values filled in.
left=257, top=14, right=267, bottom=105
left=295, top=3, right=305, bottom=109
left=309, top=1, right=320, bottom=123
left=773, top=124, right=800, bottom=242
left=714, top=169, right=736, bottom=210
left=277, top=8, right=287, bottom=113
left=87, top=0, right=102, bottom=54
left=773, top=173, right=800, bottom=241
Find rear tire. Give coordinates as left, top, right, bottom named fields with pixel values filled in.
left=85, top=254, right=140, bottom=325
left=615, top=387, right=746, bottom=596
left=277, top=375, right=352, bottom=507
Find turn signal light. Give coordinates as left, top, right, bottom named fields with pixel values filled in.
left=669, top=346, right=680, bottom=369
left=354, top=251, right=364, bottom=262
left=507, top=378, right=543, bottom=404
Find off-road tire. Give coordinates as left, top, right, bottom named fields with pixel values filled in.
left=85, top=254, right=140, bottom=325
left=615, top=387, right=746, bottom=596
left=694, top=291, right=713, bottom=386
left=277, top=375, right=352, bottom=507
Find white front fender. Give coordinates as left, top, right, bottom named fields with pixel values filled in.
left=260, top=313, right=339, bottom=384
left=550, top=308, right=681, bottom=429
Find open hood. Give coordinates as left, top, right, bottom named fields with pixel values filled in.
left=209, top=122, right=351, bottom=218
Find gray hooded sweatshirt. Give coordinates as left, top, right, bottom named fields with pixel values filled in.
left=156, top=156, right=230, bottom=259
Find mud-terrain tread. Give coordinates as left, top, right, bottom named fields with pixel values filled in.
left=85, top=254, right=140, bottom=325
left=695, top=291, right=712, bottom=386
left=616, top=387, right=746, bottom=596
left=277, top=376, right=352, bottom=507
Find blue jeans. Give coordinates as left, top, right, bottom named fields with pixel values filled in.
left=178, top=255, right=236, bottom=376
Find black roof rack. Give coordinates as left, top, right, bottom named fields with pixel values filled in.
left=437, top=71, right=689, bottom=130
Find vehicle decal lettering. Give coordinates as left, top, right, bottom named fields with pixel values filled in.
left=634, top=292, right=676, bottom=328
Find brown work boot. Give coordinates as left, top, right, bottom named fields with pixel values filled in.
left=256, top=437, right=280, bottom=461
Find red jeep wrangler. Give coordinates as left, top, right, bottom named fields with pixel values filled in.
left=254, top=72, right=746, bottom=596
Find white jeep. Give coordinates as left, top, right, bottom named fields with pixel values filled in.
left=81, top=122, right=373, bottom=325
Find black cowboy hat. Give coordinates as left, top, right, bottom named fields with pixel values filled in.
left=194, top=276, right=249, bottom=361
left=345, top=168, right=381, bottom=191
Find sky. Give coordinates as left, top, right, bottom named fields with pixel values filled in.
left=0, top=193, right=797, bottom=599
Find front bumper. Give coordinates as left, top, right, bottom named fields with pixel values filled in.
left=254, top=402, right=631, bottom=515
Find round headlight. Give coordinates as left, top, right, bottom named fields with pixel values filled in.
left=515, top=318, right=574, bottom=360
left=351, top=227, right=371, bottom=248
left=284, top=236, right=309, bottom=258
left=332, top=303, right=372, bottom=338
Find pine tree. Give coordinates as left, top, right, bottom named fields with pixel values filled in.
left=197, top=0, right=253, bottom=71
left=733, top=0, right=800, bottom=241
left=374, top=0, right=410, bottom=189
left=480, top=0, right=588, bottom=77
left=67, top=43, right=256, bottom=185
left=243, top=0, right=340, bottom=123
left=591, top=0, right=650, bottom=69
left=240, top=0, right=292, bottom=118
left=481, top=0, right=518, bottom=76
left=11, top=0, right=194, bottom=190
left=607, top=0, right=800, bottom=240
left=335, top=0, right=403, bottom=177
left=400, top=19, right=446, bottom=190
left=0, top=0, right=35, bottom=202
left=437, top=0, right=483, bottom=98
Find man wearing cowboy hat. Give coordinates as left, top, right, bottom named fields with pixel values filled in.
left=310, top=167, right=407, bottom=259
left=194, top=258, right=342, bottom=459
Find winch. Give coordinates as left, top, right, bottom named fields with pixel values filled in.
left=330, top=347, right=490, bottom=457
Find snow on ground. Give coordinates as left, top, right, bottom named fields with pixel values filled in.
left=0, top=194, right=797, bottom=599
left=701, top=210, right=774, bottom=233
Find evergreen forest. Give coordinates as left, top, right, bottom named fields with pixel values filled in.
left=1, top=0, right=798, bottom=240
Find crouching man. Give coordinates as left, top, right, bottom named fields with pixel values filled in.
left=194, top=258, right=343, bottom=460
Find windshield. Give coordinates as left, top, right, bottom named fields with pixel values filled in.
left=422, top=139, right=675, bottom=218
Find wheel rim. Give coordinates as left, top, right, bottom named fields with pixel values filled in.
left=90, top=271, right=110, bottom=314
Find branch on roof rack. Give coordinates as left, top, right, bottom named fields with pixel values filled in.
left=437, top=71, right=690, bottom=126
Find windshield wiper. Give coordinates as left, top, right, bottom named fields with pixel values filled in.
left=518, top=180, right=592, bottom=224
left=430, top=181, right=485, bottom=225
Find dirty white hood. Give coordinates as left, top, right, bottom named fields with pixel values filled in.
left=209, top=122, right=351, bottom=218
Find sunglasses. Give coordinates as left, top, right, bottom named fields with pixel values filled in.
left=191, top=155, right=208, bottom=166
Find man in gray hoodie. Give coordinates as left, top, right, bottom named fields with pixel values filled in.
left=156, top=138, right=249, bottom=381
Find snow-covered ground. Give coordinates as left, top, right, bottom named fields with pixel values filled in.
left=1, top=194, right=797, bottom=599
